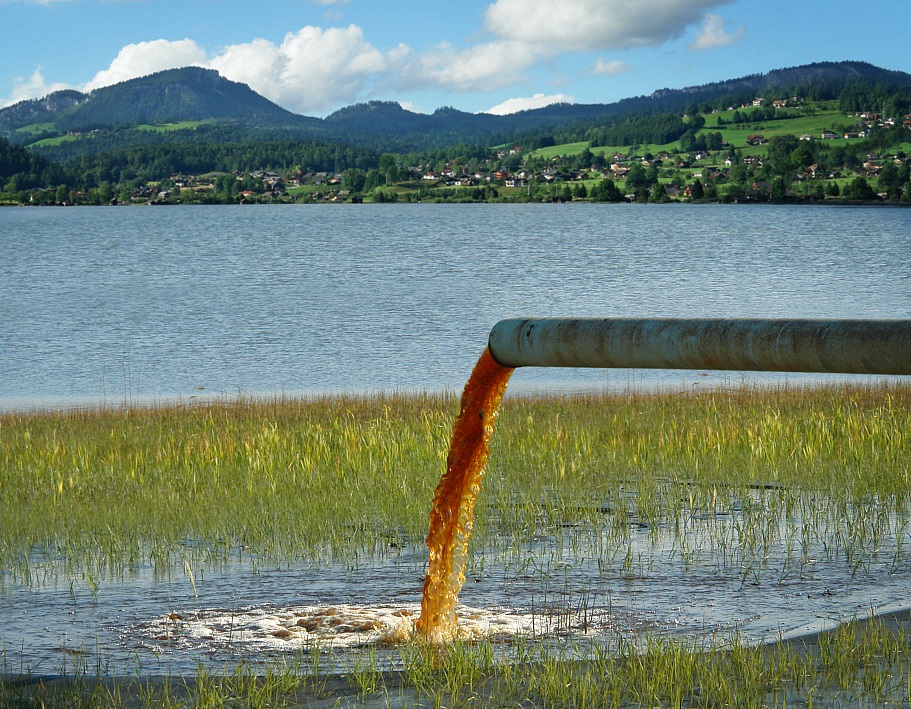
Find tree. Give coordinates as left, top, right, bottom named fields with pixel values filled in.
left=342, top=168, right=367, bottom=193
left=625, top=163, right=655, bottom=189
left=790, top=144, right=815, bottom=170
left=378, top=154, right=398, bottom=185
left=705, top=132, right=724, bottom=151
left=878, top=162, right=902, bottom=191
left=690, top=180, right=704, bottom=200
left=590, top=178, right=623, bottom=202
left=843, top=176, right=875, bottom=201
left=767, top=134, right=800, bottom=176
left=215, top=174, right=237, bottom=198
left=770, top=176, right=789, bottom=202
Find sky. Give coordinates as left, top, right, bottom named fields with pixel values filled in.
left=1, top=0, right=909, bottom=117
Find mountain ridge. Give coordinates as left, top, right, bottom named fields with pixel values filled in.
left=3, top=61, right=910, bottom=158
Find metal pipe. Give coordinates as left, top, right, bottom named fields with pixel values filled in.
left=488, top=319, right=911, bottom=375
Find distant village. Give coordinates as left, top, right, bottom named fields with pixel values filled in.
left=19, top=100, right=911, bottom=206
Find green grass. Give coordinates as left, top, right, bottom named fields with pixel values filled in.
left=531, top=141, right=592, bottom=159
left=0, top=393, right=454, bottom=577
left=1, top=383, right=909, bottom=580
left=27, top=133, right=80, bottom=148
left=133, top=120, right=215, bottom=133
left=530, top=106, right=884, bottom=160
left=13, top=122, right=55, bottom=135
left=4, top=613, right=910, bottom=707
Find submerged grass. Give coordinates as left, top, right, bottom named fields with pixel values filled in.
left=0, top=393, right=455, bottom=578
left=1, top=383, right=909, bottom=581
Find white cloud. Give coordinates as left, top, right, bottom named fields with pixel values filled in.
left=209, top=25, right=390, bottom=114
left=690, top=14, right=744, bottom=50
left=397, top=100, right=425, bottom=114
left=0, top=1, right=743, bottom=115
left=50, top=26, right=393, bottom=115
left=593, top=59, right=631, bottom=77
left=486, top=92, right=573, bottom=115
left=2, top=67, right=73, bottom=107
left=399, top=39, right=546, bottom=93
left=485, top=0, right=731, bottom=51
left=83, top=39, right=208, bottom=91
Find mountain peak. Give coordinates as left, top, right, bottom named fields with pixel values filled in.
left=0, top=67, right=305, bottom=134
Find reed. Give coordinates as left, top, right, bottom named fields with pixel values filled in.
left=0, top=393, right=456, bottom=579
left=1, top=383, right=909, bottom=583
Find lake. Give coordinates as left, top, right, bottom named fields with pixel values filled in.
left=3, top=203, right=910, bottom=411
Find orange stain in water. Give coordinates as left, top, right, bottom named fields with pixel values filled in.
left=416, top=347, right=514, bottom=643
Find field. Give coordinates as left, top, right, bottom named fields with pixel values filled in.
left=133, top=120, right=216, bottom=133
left=2, top=384, right=910, bottom=706
left=530, top=107, right=874, bottom=160
left=13, top=122, right=55, bottom=136
left=28, top=132, right=81, bottom=148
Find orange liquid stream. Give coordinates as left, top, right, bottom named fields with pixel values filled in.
left=415, top=347, right=514, bottom=643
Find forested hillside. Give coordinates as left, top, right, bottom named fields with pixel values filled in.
left=1, top=61, right=910, bottom=206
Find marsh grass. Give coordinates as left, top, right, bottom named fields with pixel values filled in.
left=2, top=383, right=909, bottom=584
left=0, top=393, right=457, bottom=582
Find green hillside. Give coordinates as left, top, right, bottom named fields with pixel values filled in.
left=2, top=61, right=910, bottom=205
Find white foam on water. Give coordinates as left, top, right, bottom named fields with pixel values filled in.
left=142, top=603, right=549, bottom=654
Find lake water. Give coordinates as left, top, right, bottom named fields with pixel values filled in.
left=2, top=203, right=911, bottom=677
left=3, top=203, right=911, bottom=410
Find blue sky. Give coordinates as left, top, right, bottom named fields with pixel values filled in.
left=2, top=0, right=909, bottom=117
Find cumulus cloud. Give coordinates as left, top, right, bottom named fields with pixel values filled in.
left=209, top=25, right=391, bottom=113
left=58, top=26, right=395, bottom=115
left=486, top=92, right=573, bottom=115
left=2, top=1, right=742, bottom=114
left=2, top=67, right=73, bottom=107
left=690, top=14, right=744, bottom=50
left=397, top=100, right=425, bottom=114
left=399, top=39, right=546, bottom=93
left=485, top=0, right=731, bottom=51
left=83, top=39, right=208, bottom=90
left=593, top=59, right=631, bottom=76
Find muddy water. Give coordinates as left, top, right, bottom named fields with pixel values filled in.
left=417, top=348, right=513, bottom=642
left=2, top=507, right=909, bottom=676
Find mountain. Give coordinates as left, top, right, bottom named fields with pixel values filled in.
left=2, top=60, right=910, bottom=160
left=648, top=61, right=911, bottom=100
left=0, top=90, right=85, bottom=130
left=0, top=67, right=319, bottom=134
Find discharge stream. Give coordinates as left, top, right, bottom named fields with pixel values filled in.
left=416, top=347, right=514, bottom=642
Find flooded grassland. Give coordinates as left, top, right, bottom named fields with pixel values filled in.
left=2, top=384, right=910, bottom=707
